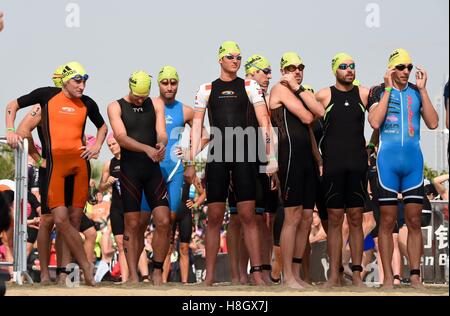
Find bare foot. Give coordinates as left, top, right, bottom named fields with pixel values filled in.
left=240, top=274, right=249, bottom=285
left=40, top=275, right=52, bottom=286
left=204, top=278, right=215, bottom=286
left=84, top=264, right=96, bottom=287
left=352, top=275, right=365, bottom=288
left=381, top=277, right=394, bottom=289
left=294, top=276, right=313, bottom=288
left=283, top=278, right=305, bottom=290
left=323, top=278, right=341, bottom=288
left=410, top=276, right=424, bottom=289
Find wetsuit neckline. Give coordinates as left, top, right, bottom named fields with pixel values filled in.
left=393, top=83, right=409, bottom=92
left=332, top=85, right=357, bottom=93
left=165, top=100, right=180, bottom=107
left=218, top=77, right=240, bottom=84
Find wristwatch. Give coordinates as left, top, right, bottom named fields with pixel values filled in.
left=296, top=85, right=306, bottom=95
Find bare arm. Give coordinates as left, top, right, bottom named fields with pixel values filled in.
left=153, top=98, right=168, bottom=147
left=191, top=110, right=205, bottom=160
left=16, top=105, right=43, bottom=163
left=309, top=125, right=322, bottom=173
left=98, top=160, right=113, bottom=192
left=433, top=174, right=449, bottom=201
left=5, top=100, right=22, bottom=148
left=270, top=84, right=314, bottom=124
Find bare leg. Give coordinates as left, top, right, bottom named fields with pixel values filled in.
left=37, top=215, right=54, bottom=284
left=82, top=227, right=97, bottom=264
left=347, top=207, right=365, bottom=287
left=162, top=243, right=173, bottom=283
left=52, top=207, right=94, bottom=286
left=179, top=242, right=190, bottom=283
left=151, top=206, right=171, bottom=286
left=257, top=214, right=272, bottom=284
left=392, top=234, right=402, bottom=285
left=123, top=212, right=141, bottom=283
left=378, top=205, right=397, bottom=289
left=404, top=204, right=424, bottom=289
left=292, top=209, right=313, bottom=287
left=114, top=235, right=129, bottom=283
left=280, top=206, right=303, bottom=289
left=325, top=209, right=345, bottom=288
left=138, top=249, right=149, bottom=282
left=204, top=202, right=226, bottom=286
left=226, top=214, right=241, bottom=285
left=238, top=201, right=265, bottom=286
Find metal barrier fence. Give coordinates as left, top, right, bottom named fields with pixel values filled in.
left=0, top=136, right=33, bottom=285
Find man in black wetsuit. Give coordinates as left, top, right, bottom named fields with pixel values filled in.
left=191, top=41, right=278, bottom=286
left=107, top=71, right=171, bottom=285
left=316, top=53, right=370, bottom=287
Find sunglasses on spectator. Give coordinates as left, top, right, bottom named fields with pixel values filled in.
left=395, top=64, right=413, bottom=72
left=285, top=64, right=305, bottom=72
left=225, top=54, right=242, bottom=61
left=338, top=63, right=356, bottom=70
left=71, top=74, right=89, bottom=82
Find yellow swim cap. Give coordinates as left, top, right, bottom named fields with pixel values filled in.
left=388, top=48, right=412, bottom=69
left=61, top=61, right=88, bottom=83
left=302, top=84, right=315, bottom=94
left=280, top=52, right=303, bottom=69
left=218, top=41, right=241, bottom=60
left=158, top=66, right=179, bottom=83
left=52, top=65, right=64, bottom=88
left=129, top=71, right=152, bottom=97
left=332, top=53, right=354, bottom=75
left=245, top=54, right=271, bottom=75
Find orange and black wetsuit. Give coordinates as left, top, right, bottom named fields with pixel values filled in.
left=17, top=87, right=105, bottom=210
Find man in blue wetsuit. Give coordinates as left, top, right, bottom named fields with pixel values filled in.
left=141, top=66, right=196, bottom=221
left=368, top=49, right=438, bottom=288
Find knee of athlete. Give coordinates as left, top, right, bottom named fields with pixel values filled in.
left=84, top=228, right=97, bottom=241
left=155, top=216, right=171, bottom=231
left=40, top=216, right=54, bottom=230
left=180, top=243, right=189, bottom=256
left=53, top=214, right=71, bottom=227
left=125, top=219, right=140, bottom=231
left=405, top=215, right=422, bottom=231
left=208, top=214, right=225, bottom=227
left=301, top=212, right=313, bottom=226
left=364, top=214, right=377, bottom=230
left=380, top=216, right=396, bottom=231
left=238, top=213, right=256, bottom=226
left=348, top=213, right=363, bottom=228
left=328, top=212, right=344, bottom=226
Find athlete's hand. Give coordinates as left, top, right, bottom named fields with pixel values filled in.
left=6, top=130, right=22, bottom=149
left=106, top=176, right=117, bottom=187
left=186, top=200, right=196, bottom=210
left=270, top=173, right=280, bottom=191
left=80, top=145, right=100, bottom=160
left=175, top=145, right=191, bottom=161
left=415, top=66, right=428, bottom=90
left=155, top=143, right=166, bottom=162
left=280, top=73, right=300, bottom=92
left=266, top=158, right=279, bottom=176
left=145, top=146, right=160, bottom=163
left=384, top=69, right=395, bottom=88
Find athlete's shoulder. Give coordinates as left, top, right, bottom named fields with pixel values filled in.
left=408, top=83, right=421, bottom=94
left=195, top=83, right=212, bottom=108
left=81, top=94, right=99, bottom=107
left=369, top=83, right=385, bottom=98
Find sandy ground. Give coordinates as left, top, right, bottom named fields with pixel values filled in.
left=5, top=282, right=449, bottom=296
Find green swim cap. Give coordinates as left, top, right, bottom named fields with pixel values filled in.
left=61, top=61, right=88, bottom=83
left=129, top=71, right=152, bottom=97
left=218, top=41, right=241, bottom=60
left=52, top=65, right=64, bottom=88
left=332, top=53, right=354, bottom=75
left=281, top=52, right=303, bottom=69
left=245, top=54, right=271, bottom=75
left=158, top=66, right=179, bottom=83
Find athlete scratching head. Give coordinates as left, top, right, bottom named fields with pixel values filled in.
left=280, top=52, right=304, bottom=84
left=388, top=48, right=414, bottom=86
left=332, top=52, right=355, bottom=87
